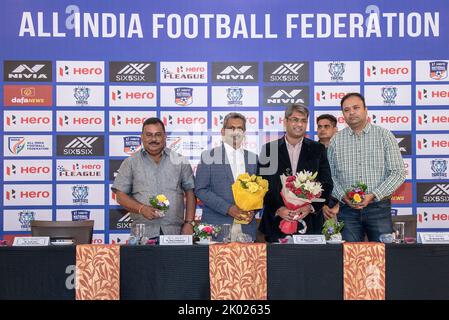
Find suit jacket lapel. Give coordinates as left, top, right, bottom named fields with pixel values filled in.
left=296, top=138, right=310, bottom=173
left=279, top=137, right=292, bottom=174
left=221, top=144, right=235, bottom=183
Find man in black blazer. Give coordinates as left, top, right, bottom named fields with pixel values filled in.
left=258, top=104, right=333, bottom=243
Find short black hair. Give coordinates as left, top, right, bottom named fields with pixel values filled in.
left=142, top=117, right=165, bottom=133
left=317, top=114, right=337, bottom=127
left=340, top=92, right=366, bottom=110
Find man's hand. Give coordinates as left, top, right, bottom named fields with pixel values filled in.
left=140, top=205, right=163, bottom=220
left=323, top=203, right=339, bottom=220
left=290, top=204, right=312, bottom=220
left=354, top=193, right=375, bottom=209
left=227, top=205, right=248, bottom=221
left=275, top=206, right=295, bottom=221
left=181, top=223, right=194, bottom=235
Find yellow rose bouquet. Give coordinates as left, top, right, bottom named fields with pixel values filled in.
left=149, top=194, right=170, bottom=217
left=231, top=173, right=269, bottom=224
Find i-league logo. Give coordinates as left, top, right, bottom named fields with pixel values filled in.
left=431, top=159, right=448, bottom=178
left=174, top=87, right=193, bottom=106
left=72, top=185, right=89, bottom=205
left=328, top=62, right=345, bottom=81
left=227, top=87, right=243, bottom=105
left=71, top=210, right=91, bottom=221
left=429, top=61, right=448, bottom=80
left=74, top=86, right=90, bottom=106
left=18, top=211, right=35, bottom=230
left=381, top=87, right=397, bottom=105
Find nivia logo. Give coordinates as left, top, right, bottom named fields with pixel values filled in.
left=263, top=86, right=309, bottom=106
left=395, top=135, right=411, bottom=155
left=57, top=135, right=104, bottom=156
left=212, top=62, right=258, bottom=82
left=109, top=61, right=156, bottom=82
left=264, top=62, right=308, bottom=82
left=4, top=60, right=52, bottom=82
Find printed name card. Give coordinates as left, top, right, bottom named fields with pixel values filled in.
left=418, top=232, right=449, bottom=244
left=13, top=237, right=50, bottom=246
left=293, top=234, right=326, bottom=244
left=159, top=235, right=193, bottom=245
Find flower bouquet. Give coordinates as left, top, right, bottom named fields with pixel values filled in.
left=279, top=170, right=324, bottom=234
left=345, top=183, right=367, bottom=205
left=231, top=173, right=269, bottom=224
left=149, top=194, right=170, bottom=217
left=322, top=218, right=345, bottom=241
left=193, top=223, right=221, bottom=243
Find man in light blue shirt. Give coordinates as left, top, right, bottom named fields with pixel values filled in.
left=325, top=93, right=405, bottom=242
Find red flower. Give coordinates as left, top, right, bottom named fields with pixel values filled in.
left=203, top=226, right=213, bottom=234
left=348, top=191, right=355, bottom=198
left=286, top=176, right=296, bottom=183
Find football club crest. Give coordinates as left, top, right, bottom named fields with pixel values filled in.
left=429, top=61, right=448, bottom=80
left=227, top=87, right=243, bottom=105
left=167, top=136, right=182, bottom=152
left=8, top=137, right=25, bottom=155
left=18, top=211, right=35, bottom=230
left=123, top=136, right=142, bottom=154
left=71, top=210, right=91, bottom=221
left=174, top=87, right=193, bottom=106
left=382, top=87, right=397, bottom=105
left=74, top=86, right=90, bottom=106
left=72, top=185, right=89, bottom=205
left=328, top=62, right=345, bottom=81
left=431, top=159, right=448, bottom=178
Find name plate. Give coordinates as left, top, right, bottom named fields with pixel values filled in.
left=418, top=232, right=449, bottom=244
left=13, top=236, right=50, bottom=246
left=293, top=235, right=326, bottom=244
left=159, top=235, right=193, bottom=246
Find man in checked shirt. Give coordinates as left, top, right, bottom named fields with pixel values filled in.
left=323, top=92, right=406, bottom=242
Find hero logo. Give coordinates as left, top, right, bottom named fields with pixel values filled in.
left=218, top=65, right=253, bottom=80
left=111, top=115, right=146, bottom=126
left=6, top=164, right=50, bottom=176
left=315, top=90, right=346, bottom=101
left=6, top=115, right=50, bottom=126
left=366, top=66, right=409, bottom=77
left=371, top=114, right=410, bottom=124
left=59, top=65, right=102, bottom=77
left=163, top=115, right=206, bottom=125
left=111, top=89, right=154, bottom=101
left=418, top=138, right=449, bottom=150
left=417, top=88, right=449, bottom=101
left=59, top=115, right=102, bottom=126
left=264, top=114, right=284, bottom=126
left=56, top=61, right=104, bottom=82
left=268, top=89, right=304, bottom=104
left=418, top=211, right=449, bottom=224
left=6, top=189, right=50, bottom=200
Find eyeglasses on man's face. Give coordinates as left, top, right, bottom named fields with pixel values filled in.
left=287, top=117, right=307, bottom=124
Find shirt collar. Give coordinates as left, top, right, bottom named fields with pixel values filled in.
left=285, top=135, right=303, bottom=148
left=349, top=122, right=372, bottom=136
left=223, top=141, right=244, bottom=154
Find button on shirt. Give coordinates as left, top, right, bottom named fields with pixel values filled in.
left=112, top=147, right=195, bottom=238
left=327, top=123, right=405, bottom=202
left=223, top=142, right=246, bottom=182
left=285, top=137, right=303, bottom=174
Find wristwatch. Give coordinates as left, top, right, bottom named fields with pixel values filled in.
left=184, top=220, right=195, bottom=226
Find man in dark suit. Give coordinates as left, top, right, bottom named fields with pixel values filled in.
left=258, top=104, right=333, bottom=243
left=195, top=112, right=258, bottom=240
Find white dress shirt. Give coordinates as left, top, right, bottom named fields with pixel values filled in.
left=223, top=142, right=246, bottom=182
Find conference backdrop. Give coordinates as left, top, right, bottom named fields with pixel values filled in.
left=1, top=0, right=448, bottom=244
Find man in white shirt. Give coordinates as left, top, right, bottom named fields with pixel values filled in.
left=195, top=112, right=259, bottom=241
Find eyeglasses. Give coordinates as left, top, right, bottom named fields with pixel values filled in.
left=287, top=117, right=307, bottom=124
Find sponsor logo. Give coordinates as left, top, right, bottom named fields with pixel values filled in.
left=3, top=85, right=52, bottom=106
left=381, top=86, right=398, bottom=105
left=72, top=185, right=89, bottom=205
left=18, top=211, right=35, bottom=230
left=328, top=62, right=345, bottom=81
left=109, top=111, right=155, bottom=132
left=4, top=185, right=52, bottom=205
left=161, top=112, right=208, bottom=132
left=417, top=183, right=449, bottom=203
left=417, top=134, right=449, bottom=155
left=5, top=136, right=52, bottom=156
left=109, top=61, right=156, bottom=82
left=109, top=86, right=157, bottom=106
left=166, top=135, right=207, bottom=158
left=417, top=158, right=449, bottom=180
left=160, top=62, right=207, bottom=83
left=56, top=160, right=104, bottom=180
left=431, top=159, right=448, bottom=178
left=429, top=61, right=448, bottom=80
left=4, top=60, right=52, bottom=82
left=4, top=160, right=52, bottom=181
left=211, top=86, right=258, bottom=107
left=264, top=62, right=308, bottom=82
left=175, top=87, right=193, bottom=106
left=369, top=110, right=411, bottom=131
left=417, top=110, right=449, bottom=130
left=56, top=61, right=104, bottom=82
left=416, top=85, right=449, bottom=105
left=57, top=135, right=104, bottom=156
left=109, top=160, right=123, bottom=181
left=314, top=61, right=360, bottom=83
left=56, top=85, right=104, bottom=107
left=395, top=134, right=412, bottom=155
left=71, top=210, right=91, bottom=221
left=57, top=111, right=104, bottom=132
left=417, top=208, right=449, bottom=228
left=365, top=61, right=411, bottom=82
left=391, top=182, right=412, bottom=204
left=4, top=111, right=52, bottom=132
left=212, top=62, right=258, bottom=82
left=314, top=85, right=360, bottom=106
left=262, top=111, right=286, bottom=131
left=211, top=111, right=259, bottom=132
left=123, top=136, right=142, bottom=154
left=227, top=87, right=243, bottom=105
left=263, top=86, right=309, bottom=106
left=73, top=86, right=90, bottom=106
left=109, top=209, right=133, bottom=230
